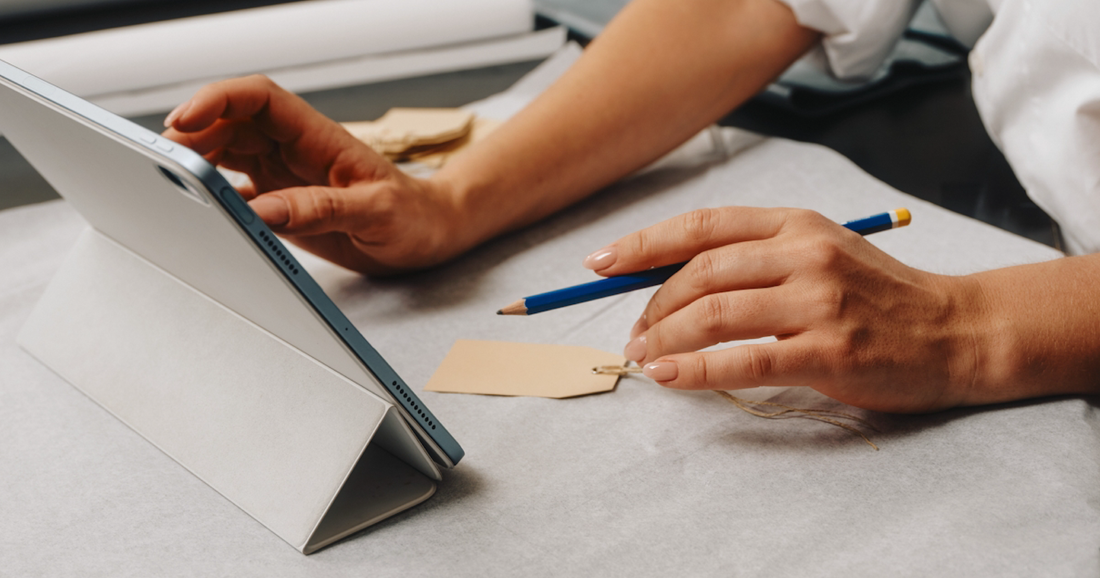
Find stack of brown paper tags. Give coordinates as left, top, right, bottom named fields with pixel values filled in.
left=342, top=108, right=501, bottom=168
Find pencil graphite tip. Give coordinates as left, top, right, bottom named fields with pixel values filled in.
left=497, top=299, right=528, bottom=316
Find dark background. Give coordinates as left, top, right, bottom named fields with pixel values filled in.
left=0, top=0, right=1058, bottom=249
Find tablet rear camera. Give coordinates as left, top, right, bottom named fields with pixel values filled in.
left=157, top=166, right=209, bottom=206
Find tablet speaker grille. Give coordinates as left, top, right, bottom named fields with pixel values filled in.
left=254, top=232, right=438, bottom=430
left=393, top=380, right=435, bottom=430
left=257, top=230, right=299, bottom=275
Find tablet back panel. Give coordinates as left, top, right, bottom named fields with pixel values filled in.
left=0, top=61, right=462, bottom=467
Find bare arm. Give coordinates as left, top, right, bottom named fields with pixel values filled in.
left=163, top=0, right=818, bottom=273
left=438, top=0, right=820, bottom=251
left=964, top=255, right=1100, bottom=404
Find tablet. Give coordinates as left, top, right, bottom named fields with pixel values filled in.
left=0, top=60, right=464, bottom=468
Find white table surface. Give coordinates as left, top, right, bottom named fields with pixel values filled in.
left=2, top=47, right=1098, bottom=577
left=3, top=135, right=1097, bottom=576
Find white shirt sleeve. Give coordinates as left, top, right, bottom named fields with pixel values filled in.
left=970, top=0, right=1100, bottom=254
left=929, top=0, right=993, bottom=47
left=775, top=0, right=921, bottom=79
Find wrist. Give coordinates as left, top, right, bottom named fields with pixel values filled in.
left=428, top=166, right=509, bottom=252
left=420, top=170, right=487, bottom=258
left=943, top=272, right=1017, bottom=407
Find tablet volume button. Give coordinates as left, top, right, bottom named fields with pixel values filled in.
left=219, top=187, right=255, bottom=224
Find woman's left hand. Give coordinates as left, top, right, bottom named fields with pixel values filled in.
left=583, top=206, right=985, bottom=413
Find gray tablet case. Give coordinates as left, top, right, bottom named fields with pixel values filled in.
left=0, top=60, right=462, bottom=553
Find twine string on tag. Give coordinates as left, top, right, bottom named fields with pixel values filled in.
left=594, top=365, right=879, bottom=450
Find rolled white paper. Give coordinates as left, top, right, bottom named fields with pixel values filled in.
left=0, top=0, right=532, bottom=97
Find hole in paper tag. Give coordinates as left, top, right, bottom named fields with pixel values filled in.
left=424, top=340, right=627, bottom=399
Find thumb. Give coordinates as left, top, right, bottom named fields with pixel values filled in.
left=248, top=186, right=391, bottom=238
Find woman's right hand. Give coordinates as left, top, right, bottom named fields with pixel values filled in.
left=586, top=207, right=986, bottom=413
left=162, top=75, right=474, bottom=275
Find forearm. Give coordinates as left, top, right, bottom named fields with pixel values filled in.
left=433, top=0, right=818, bottom=250
left=961, top=254, right=1100, bottom=404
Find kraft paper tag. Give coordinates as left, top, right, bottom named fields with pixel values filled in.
left=343, top=108, right=474, bottom=155
left=425, top=340, right=627, bottom=399
left=403, top=117, right=501, bottom=168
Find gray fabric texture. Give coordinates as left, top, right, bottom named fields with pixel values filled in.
left=1, top=44, right=1096, bottom=578
left=2, top=135, right=1097, bottom=575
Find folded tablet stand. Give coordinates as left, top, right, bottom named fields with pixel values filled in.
left=19, top=228, right=441, bottom=554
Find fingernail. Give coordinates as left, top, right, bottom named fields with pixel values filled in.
left=623, top=335, right=647, bottom=362
left=643, top=361, right=678, bottom=382
left=249, top=195, right=290, bottom=226
left=582, top=246, right=617, bottom=270
left=164, top=100, right=191, bottom=128
left=630, top=314, right=648, bottom=339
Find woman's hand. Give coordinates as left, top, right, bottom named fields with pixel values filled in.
left=162, top=75, right=470, bottom=275
left=159, top=0, right=819, bottom=275
left=583, top=207, right=988, bottom=413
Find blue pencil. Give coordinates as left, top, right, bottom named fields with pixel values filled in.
left=497, top=208, right=912, bottom=316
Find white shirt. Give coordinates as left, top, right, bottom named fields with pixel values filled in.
left=778, top=0, right=1100, bottom=255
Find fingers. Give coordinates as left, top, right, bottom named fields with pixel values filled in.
left=583, top=207, right=808, bottom=276
left=165, top=119, right=276, bottom=157
left=624, top=284, right=808, bottom=365
left=281, top=234, right=397, bottom=276
left=164, top=75, right=318, bottom=141
left=641, top=339, right=818, bottom=390
left=249, top=194, right=290, bottom=226
left=163, top=75, right=388, bottom=191
left=246, top=184, right=397, bottom=239
left=246, top=182, right=458, bottom=276
left=631, top=239, right=794, bottom=336
left=217, top=150, right=312, bottom=192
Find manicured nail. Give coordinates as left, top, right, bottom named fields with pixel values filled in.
left=623, top=335, right=647, bottom=362
left=582, top=246, right=618, bottom=270
left=249, top=195, right=290, bottom=226
left=164, top=100, right=191, bottom=128
left=630, top=314, right=648, bottom=339
left=643, top=361, right=678, bottom=382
